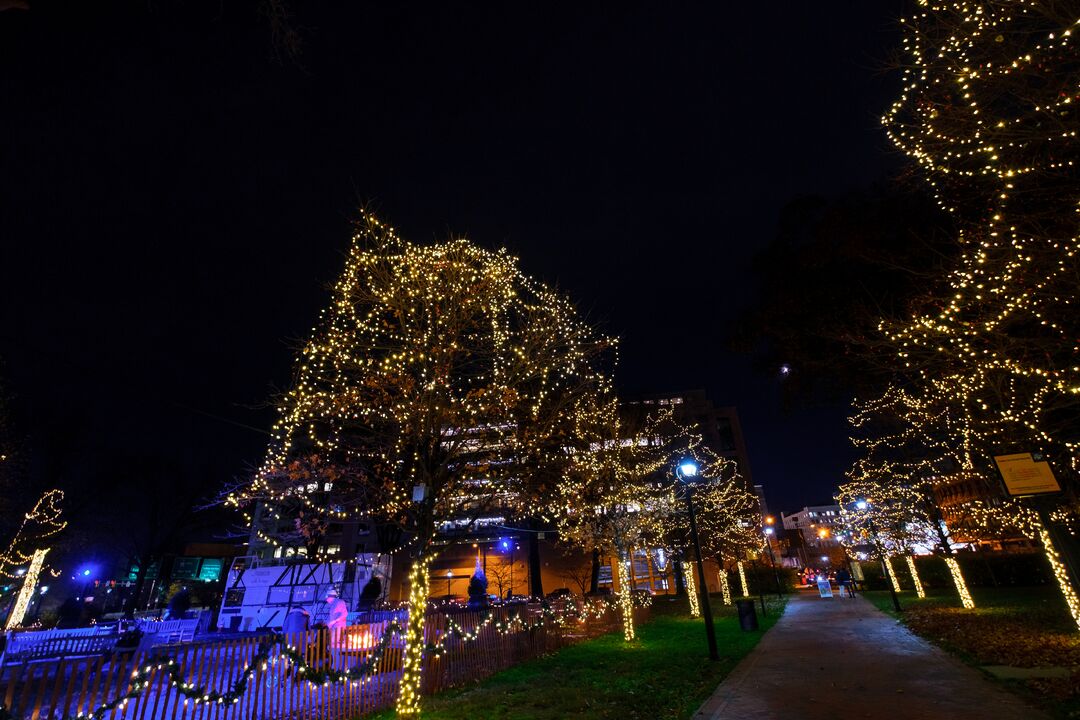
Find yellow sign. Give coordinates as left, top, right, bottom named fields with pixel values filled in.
left=994, top=452, right=1061, bottom=496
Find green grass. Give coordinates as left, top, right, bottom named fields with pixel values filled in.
left=862, top=586, right=1080, bottom=718
left=369, top=595, right=786, bottom=720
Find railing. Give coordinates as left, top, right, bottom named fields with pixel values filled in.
left=0, top=599, right=641, bottom=719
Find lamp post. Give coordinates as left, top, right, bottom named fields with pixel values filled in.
left=446, top=570, right=453, bottom=599
left=677, top=460, right=719, bottom=661
left=763, top=526, right=783, bottom=598
left=857, top=499, right=901, bottom=612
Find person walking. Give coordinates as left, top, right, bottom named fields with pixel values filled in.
left=836, top=568, right=855, bottom=598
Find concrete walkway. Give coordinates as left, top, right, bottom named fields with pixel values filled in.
left=693, top=591, right=1049, bottom=720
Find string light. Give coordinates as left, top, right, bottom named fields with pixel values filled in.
left=1038, top=525, right=1080, bottom=630
left=885, top=556, right=903, bottom=595
left=944, top=557, right=975, bottom=610
left=5, top=548, right=46, bottom=631
left=617, top=559, right=636, bottom=641
left=683, top=561, right=700, bottom=617
left=874, top=1, right=1080, bottom=472
left=718, top=567, right=732, bottom=606
left=906, top=555, right=926, bottom=599
left=0, top=489, right=65, bottom=580
left=555, top=399, right=756, bottom=643
left=737, top=561, right=749, bottom=598
left=396, top=556, right=431, bottom=716
left=223, top=212, right=613, bottom=714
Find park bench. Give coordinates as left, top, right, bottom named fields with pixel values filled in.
left=1, top=631, right=119, bottom=666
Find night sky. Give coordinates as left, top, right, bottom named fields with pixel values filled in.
left=0, top=2, right=904, bottom=522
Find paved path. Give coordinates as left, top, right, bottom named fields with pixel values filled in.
left=693, top=591, right=1049, bottom=720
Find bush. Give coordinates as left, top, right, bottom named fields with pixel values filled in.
left=857, top=552, right=1054, bottom=591
left=743, top=564, right=798, bottom=594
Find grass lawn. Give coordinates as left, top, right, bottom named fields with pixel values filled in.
left=369, top=595, right=786, bottom=720
left=863, top=586, right=1080, bottom=718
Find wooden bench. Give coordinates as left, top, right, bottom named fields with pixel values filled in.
left=2, top=633, right=119, bottom=665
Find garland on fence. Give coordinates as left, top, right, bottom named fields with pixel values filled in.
left=0, top=621, right=407, bottom=720
left=0, top=598, right=629, bottom=720
left=428, top=606, right=560, bottom=656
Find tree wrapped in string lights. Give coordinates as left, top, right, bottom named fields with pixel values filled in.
left=228, top=212, right=611, bottom=715
left=555, top=401, right=680, bottom=641
left=881, top=1, right=1080, bottom=474
left=691, top=464, right=761, bottom=600
left=842, top=387, right=975, bottom=606
left=1, top=489, right=66, bottom=629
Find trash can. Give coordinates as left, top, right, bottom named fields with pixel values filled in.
left=736, top=599, right=759, bottom=631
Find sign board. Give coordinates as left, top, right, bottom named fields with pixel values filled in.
left=172, top=556, right=201, bottom=580
left=816, top=577, right=833, bottom=598
left=994, top=452, right=1061, bottom=496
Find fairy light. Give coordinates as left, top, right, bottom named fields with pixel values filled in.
left=396, top=556, right=432, bottom=716
left=0, top=489, right=66, bottom=579
left=737, top=561, right=749, bottom=598
left=944, top=557, right=975, bottom=610
left=718, top=568, right=732, bottom=605
left=617, top=559, right=636, bottom=641
left=555, top=396, right=758, bottom=641
left=683, top=561, right=700, bottom=617
left=884, top=556, right=903, bottom=594
left=227, top=210, right=612, bottom=557
left=875, top=2, right=1080, bottom=469
left=5, top=548, right=47, bottom=631
left=906, top=555, right=926, bottom=599
left=1038, top=525, right=1080, bottom=630
left=221, top=212, right=615, bottom=715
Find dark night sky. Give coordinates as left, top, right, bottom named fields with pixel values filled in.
left=0, top=2, right=904, bottom=520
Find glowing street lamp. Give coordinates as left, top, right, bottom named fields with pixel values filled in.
left=676, top=460, right=718, bottom=661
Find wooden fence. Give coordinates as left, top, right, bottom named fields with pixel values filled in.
left=0, top=601, right=642, bottom=719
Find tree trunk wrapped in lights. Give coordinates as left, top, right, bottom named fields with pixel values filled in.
left=1038, top=524, right=1080, bottom=630
left=737, top=561, right=749, bottom=598
left=944, top=557, right=975, bottom=610
left=884, top=556, right=902, bottom=595
left=718, top=567, right=732, bottom=606
left=905, top=555, right=926, bottom=599
left=396, top=555, right=432, bottom=716
left=227, top=212, right=612, bottom=714
left=617, top=557, right=636, bottom=641
left=683, top=561, right=700, bottom=617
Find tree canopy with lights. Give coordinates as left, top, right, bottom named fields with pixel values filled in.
left=880, top=1, right=1080, bottom=472
left=229, top=211, right=612, bottom=714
